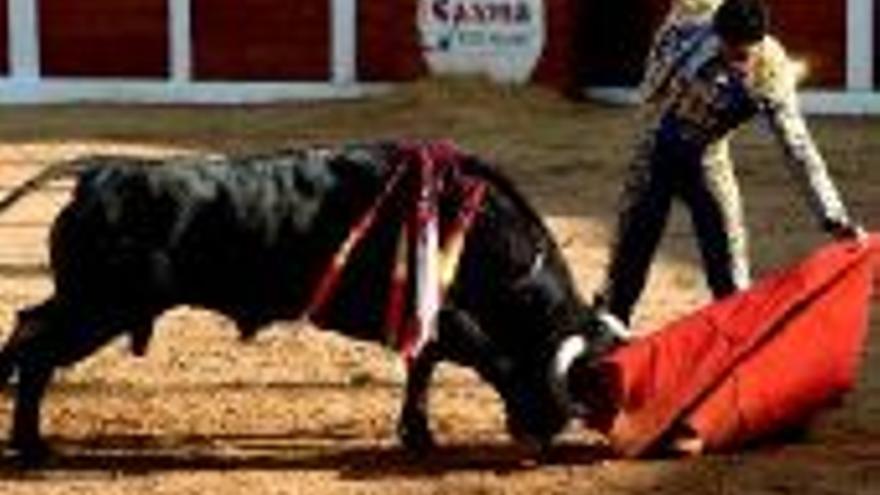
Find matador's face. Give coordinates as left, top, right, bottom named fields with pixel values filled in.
left=719, top=38, right=761, bottom=79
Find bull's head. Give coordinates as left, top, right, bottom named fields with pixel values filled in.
left=495, top=307, right=629, bottom=451
left=548, top=310, right=630, bottom=421
left=447, top=168, right=632, bottom=451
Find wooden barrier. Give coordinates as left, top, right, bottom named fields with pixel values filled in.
left=192, top=0, right=330, bottom=81
left=39, top=0, right=168, bottom=78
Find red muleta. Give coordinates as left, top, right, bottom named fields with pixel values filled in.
left=583, top=234, right=879, bottom=457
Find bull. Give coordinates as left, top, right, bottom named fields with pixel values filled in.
left=0, top=141, right=622, bottom=463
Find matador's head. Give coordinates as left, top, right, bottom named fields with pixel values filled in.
left=713, top=0, right=769, bottom=78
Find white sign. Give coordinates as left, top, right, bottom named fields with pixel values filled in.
left=418, top=0, right=546, bottom=83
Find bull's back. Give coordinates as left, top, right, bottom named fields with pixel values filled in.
left=48, top=148, right=392, bottom=325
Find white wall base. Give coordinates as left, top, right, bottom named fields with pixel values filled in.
left=0, top=79, right=392, bottom=104
left=799, top=90, right=880, bottom=115
left=1, top=0, right=371, bottom=105
left=586, top=86, right=880, bottom=115
left=1, top=80, right=876, bottom=112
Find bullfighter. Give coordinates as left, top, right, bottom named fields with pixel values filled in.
left=593, top=0, right=863, bottom=333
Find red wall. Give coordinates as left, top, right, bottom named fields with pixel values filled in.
left=11, top=1, right=853, bottom=92
left=0, top=0, right=6, bottom=75
left=39, top=0, right=168, bottom=78
left=358, top=0, right=425, bottom=81
left=767, top=0, right=845, bottom=87
left=533, top=0, right=586, bottom=93
left=192, top=0, right=330, bottom=81
left=875, top=0, right=880, bottom=88
left=579, top=0, right=845, bottom=88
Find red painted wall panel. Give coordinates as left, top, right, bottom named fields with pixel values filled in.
left=193, top=0, right=330, bottom=81
left=3, top=1, right=855, bottom=93
left=875, top=0, right=880, bottom=88
left=357, top=0, right=425, bottom=81
left=0, top=0, right=7, bottom=75
left=579, top=0, right=844, bottom=88
left=767, top=0, right=845, bottom=87
left=534, top=0, right=588, bottom=94
left=39, top=0, right=168, bottom=78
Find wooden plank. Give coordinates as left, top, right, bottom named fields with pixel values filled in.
left=357, top=0, right=424, bottom=81
left=192, top=0, right=330, bottom=81
left=39, top=0, right=168, bottom=78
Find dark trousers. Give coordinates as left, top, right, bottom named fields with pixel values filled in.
left=598, top=132, right=750, bottom=324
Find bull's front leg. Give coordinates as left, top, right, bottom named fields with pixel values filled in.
left=10, top=360, right=55, bottom=465
left=4, top=299, right=127, bottom=466
left=398, top=344, right=439, bottom=453
left=397, top=308, right=512, bottom=453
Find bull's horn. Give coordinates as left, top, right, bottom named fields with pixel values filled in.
left=548, top=334, right=589, bottom=416
left=595, top=312, right=632, bottom=342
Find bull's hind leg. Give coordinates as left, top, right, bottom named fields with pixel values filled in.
left=0, top=300, right=62, bottom=463
left=2, top=298, right=137, bottom=464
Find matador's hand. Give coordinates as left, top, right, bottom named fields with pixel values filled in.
left=826, top=219, right=867, bottom=243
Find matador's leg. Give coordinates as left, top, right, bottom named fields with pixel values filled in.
left=598, top=137, right=675, bottom=324
left=683, top=140, right=751, bottom=298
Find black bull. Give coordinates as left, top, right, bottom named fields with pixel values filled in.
left=0, top=142, right=619, bottom=462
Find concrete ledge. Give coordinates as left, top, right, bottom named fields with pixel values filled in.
left=0, top=79, right=392, bottom=105
left=585, top=86, right=880, bottom=115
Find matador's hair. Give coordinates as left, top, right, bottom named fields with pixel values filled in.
left=713, top=0, right=769, bottom=44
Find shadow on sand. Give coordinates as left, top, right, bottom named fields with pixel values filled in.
left=0, top=433, right=614, bottom=479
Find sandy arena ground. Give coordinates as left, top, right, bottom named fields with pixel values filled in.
left=0, top=82, right=878, bottom=493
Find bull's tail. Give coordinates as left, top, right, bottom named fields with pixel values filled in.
left=0, top=159, right=88, bottom=215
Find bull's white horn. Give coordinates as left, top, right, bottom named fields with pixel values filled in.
left=596, top=311, right=632, bottom=342
left=548, top=334, right=589, bottom=416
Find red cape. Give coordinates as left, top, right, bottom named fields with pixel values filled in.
left=588, top=235, right=879, bottom=457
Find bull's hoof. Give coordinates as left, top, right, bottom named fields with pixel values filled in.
left=398, top=420, right=435, bottom=455
left=9, top=437, right=53, bottom=468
